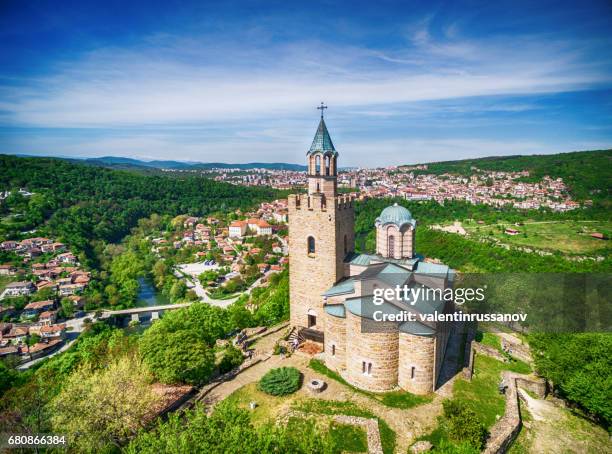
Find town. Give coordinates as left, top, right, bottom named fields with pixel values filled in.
left=0, top=236, right=86, bottom=364
left=0, top=199, right=291, bottom=367
left=164, top=165, right=583, bottom=212
left=150, top=199, right=289, bottom=303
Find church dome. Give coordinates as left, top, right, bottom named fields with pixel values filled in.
left=376, top=203, right=416, bottom=229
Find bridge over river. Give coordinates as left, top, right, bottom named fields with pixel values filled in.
left=100, top=302, right=193, bottom=323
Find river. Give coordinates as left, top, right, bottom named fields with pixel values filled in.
left=135, top=277, right=170, bottom=307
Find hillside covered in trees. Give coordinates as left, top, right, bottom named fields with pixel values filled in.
left=0, top=154, right=281, bottom=263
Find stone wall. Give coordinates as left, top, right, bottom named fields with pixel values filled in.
left=398, top=331, right=435, bottom=394
left=500, top=334, right=532, bottom=364
left=515, top=376, right=547, bottom=398
left=433, top=308, right=453, bottom=383
left=324, top=311, right=347, bottom=372
left=472, top=341, right=508, bottom=362
left=484, top=371, right=521, bottom=454
left=345, top=311, right=399, bottom=391
left=288, top=193, right=354, bottom=328
left=333, top=415, right=383, bottom=454
left=484, top=372, right=547, bottom=454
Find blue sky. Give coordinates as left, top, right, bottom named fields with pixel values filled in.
left=0, top=0, right=611, bottom=167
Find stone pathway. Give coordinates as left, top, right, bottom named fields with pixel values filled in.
left=198, top=325, right=289, bottom=410
left=195, top=325, right=451, bottom=453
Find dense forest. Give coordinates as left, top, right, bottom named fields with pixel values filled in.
left=0, top=154, right=281, bottom=264
left=410, top=148, right=612, bottom=204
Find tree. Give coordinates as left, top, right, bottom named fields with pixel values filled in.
left=140, top=328, right=215, bottom=385
left=26, top=334, right=41, bottom=346
left=60, top=298, right=74, bottom=318
left=529, top=333, right=612, bottom=426
left=49, top=355, right=159, bottom=451
left=441, top=400, right=487, bottom=450
left=218, top=345, right=244, bottom=374
left=0, top=361, right=23, bottom=397
left=2, top=296, right=28, bottom=311
left=30, top=287, right=55, bottom=302
left=169, top=280, right=187, bottom=301
left=126, top=403, right=333, bottom=454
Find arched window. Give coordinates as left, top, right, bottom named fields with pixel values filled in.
left=307, top=236, right=316, bottom=254
left=388, top=235, right=395, bottom=257
left=343, top=234, right=348, bottom=255
left=316, top=182, right=320, bottom=192
left=325, top=155, right=330, bottom=175
left=315, top=155, right=321, bottom=175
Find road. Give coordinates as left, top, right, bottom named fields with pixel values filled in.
left=182, top=270, right=275, bottom=308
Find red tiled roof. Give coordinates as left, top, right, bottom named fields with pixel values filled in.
left=24, top=300, right=54, bottom=310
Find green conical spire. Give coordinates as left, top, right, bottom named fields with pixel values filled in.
left=307, top=117, right=337, bottom=155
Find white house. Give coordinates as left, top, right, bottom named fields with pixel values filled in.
left=229, top=220, right=247, bottom=238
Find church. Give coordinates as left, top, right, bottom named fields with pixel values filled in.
left=288, top=108, right=454, bottom=394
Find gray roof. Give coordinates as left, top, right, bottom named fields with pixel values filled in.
left=348, top=253, right=420, bottom=270
left=307, top=118, right=337, bottom=156
left=353, top=262, right=388, bottom=280
left=353, top=262, right=411, bottom=287
left=399, top=320, right=436, bottom=336
left=323, top=278, right=355, bottom=297
left=324, top=304, right=346, bottom=318
left=343, top=295, right=440, bottom=337
left=375, top=203, right=417, bottom=229
left=414, top=261, right=451, bottom=276
left=349, top=253, right=377, bottom=266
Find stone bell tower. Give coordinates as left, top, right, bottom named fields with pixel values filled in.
left=288, top=104, right=355, bottom=332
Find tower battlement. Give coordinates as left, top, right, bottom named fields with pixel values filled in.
left=288, top=193, right=354, bottom=212
left=335, top=194, right=354, bottom=210
left=289, top=107, right=355, bottom=329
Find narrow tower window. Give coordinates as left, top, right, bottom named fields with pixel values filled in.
left=331, top=344, right=336, bottom=356
left=325, top=155, right=330, bottom=175
left=315, top=155, right=321, bottom=175
left=344, top=235, right=348, bottom=255
left=307, top=236, right=316, bottom=254
left=388, top=235, right=395, bottom=257
left=411, top=366, right=416, bottom=379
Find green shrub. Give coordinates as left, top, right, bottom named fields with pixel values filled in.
left=442, top=400, right=488, bottom=450
left=218, top=345, right=244, bottom=374
left=273, top=342, right=287, bottom=355
left=258, top=367, right=301, bottom=396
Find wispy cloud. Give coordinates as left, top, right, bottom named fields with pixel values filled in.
left=0, top=3, right=611, bottom=164
left=2, top=23, right=611, bottom=129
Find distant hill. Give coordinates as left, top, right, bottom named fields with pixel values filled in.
left=410, top=149, right=612, bottom=201
left=80, top=156, right=306, bottom=171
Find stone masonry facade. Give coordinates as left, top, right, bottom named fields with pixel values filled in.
left=289, top=114, right=451, bottom=395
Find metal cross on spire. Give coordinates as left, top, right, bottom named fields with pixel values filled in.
left=317, top=102, right=328, bottom=118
